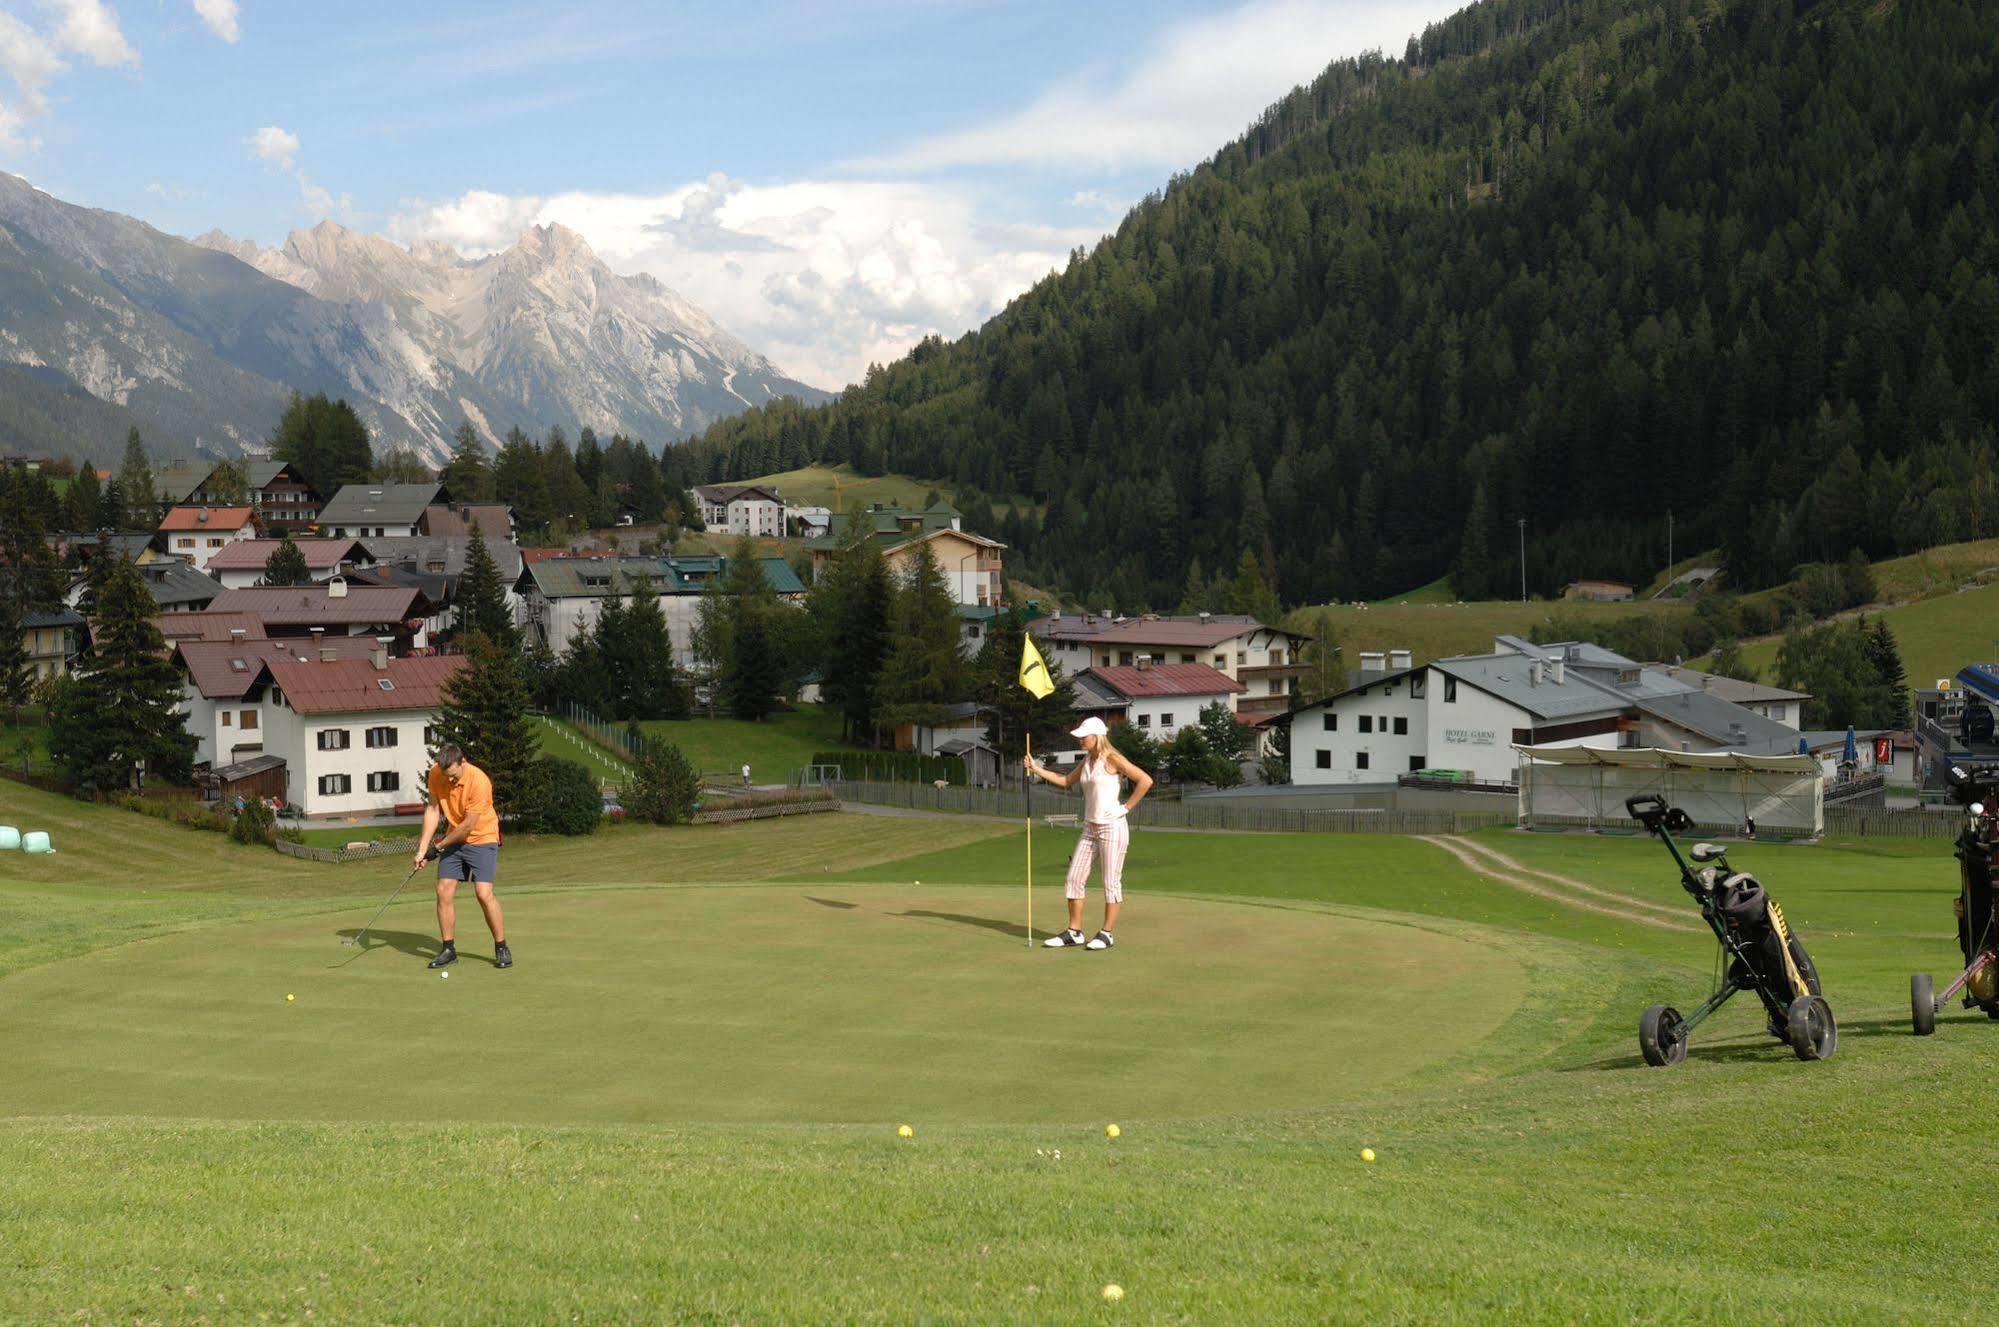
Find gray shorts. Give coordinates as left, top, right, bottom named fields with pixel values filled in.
left=437, top=842, right=499, bottom=884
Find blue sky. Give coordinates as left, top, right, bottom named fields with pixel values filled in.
left=1, top=0, right=1460, bottom=388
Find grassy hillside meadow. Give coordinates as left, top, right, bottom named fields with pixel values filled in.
left=3, top=779, right=1998, bottom=1320
left=1290, top=593, right=1694, bottom=665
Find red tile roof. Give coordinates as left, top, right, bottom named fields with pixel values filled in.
left=208, top=584, right=423, bottom=625
left=159, top=506, right=256, bottom=532
left=176, top=636, right=378, bottom=699
left=264, top=655, right=465, bottom=715
left=203, top=538, right=366, bottom=572
left=1087, top=663, right=1246, bottom=699
left=420, top=504, right=514, bottom=537
left=153, top=612, right=269, bottom=643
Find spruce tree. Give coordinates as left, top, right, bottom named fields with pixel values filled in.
left=63, top=457, right=101, bottom=531
left=875, top=539, right=969, bottom=731
left=434, top=631, right=541, bottom=827
left=0, top=597, right=31, bottom=724
left=258, top=532, right=311, bottom=587
left=439, top=421, right=496, bottom=502
left=627, top=735, right=699, bottom=825
left=1867, top=618, right=1910, bottom=729
left=494, top=428, right=549, bottom=531
left=452, top=520, right=517, bottom=648
left=729, top=608, right=781, bottom=721
left=819, top=516, right=894, bottom=744
left=117, top=429, right=156, bottom=527
left=47, top=556, right=196, bottom=793
left=622, top=578, right=687, bottom=719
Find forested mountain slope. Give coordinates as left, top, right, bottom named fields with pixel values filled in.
left=675, top=0, right=1999, bottom=610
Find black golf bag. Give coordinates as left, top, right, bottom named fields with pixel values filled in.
left=1714, top=872, right=1821, bottom=1002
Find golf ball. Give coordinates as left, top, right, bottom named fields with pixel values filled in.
left=441, top=970, right=450, bottom=980
left=285, top=994, right=295, bottom=1003
left=1102, top=1284, right=1124, bottom=1303
left=1360, top=1147, right=1376, bottom=1163
left=897, top=1124, right=913, bottom=1138
left=1106, top=1123, right=1121, bottom=1139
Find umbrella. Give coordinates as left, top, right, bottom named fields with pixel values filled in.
left=1798, top=736, right=1809, bottom=755
left=1843, top=724, right=1858, bottom=765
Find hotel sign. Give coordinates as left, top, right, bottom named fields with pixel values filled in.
left=1442, top=728, right=1497, bottom=747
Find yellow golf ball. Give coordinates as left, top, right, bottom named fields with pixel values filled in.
left=1105, top=1123, right=1121, bottom=1139
left=897, top=1124, right=913, bottom=1138
left=285, top=994, right=295, bottom=1003
left=1102, top=1284, right=1124, bottom=1303
left=1360, top=1147, right=1376, bottom=1163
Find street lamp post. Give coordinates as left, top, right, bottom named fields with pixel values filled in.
left=1517, top=518, right=1527, bottom=603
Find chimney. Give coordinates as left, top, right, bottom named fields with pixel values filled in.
left=371, top=646, right=388, bottom=670
left=1135, top=657, right=1151, bottom=671
left=1700, top=673, right=1711, bottom=691
left=1528, top=661, right=1541, bottom=686
left=1389, top=648, right=1413, bottom=671
left=310, top=626, right=324, bottom=643
left=1198, top=611, right=1212, bottom=624
left=1359, top=651, right=1386, bottom=675
left=197, top=507, right=209, bottom=524
left=229, top=628, right=245, bottom=642
left=1550, top=658, right=1565, bottom=685
left=327, top=576, right=347, bottom=599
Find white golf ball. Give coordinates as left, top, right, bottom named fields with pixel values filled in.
left=441, top=971, right=449, bottom=980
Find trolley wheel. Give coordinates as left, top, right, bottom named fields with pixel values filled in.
left=1639, top=1004, right=1687, bottom=1067
left=1786, top=995, right=1837, bottom=1061
left=1912, top=973, right=1936, bottom=1036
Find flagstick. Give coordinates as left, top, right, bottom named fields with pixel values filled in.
left=1025, top=733, right=1034, bottom=948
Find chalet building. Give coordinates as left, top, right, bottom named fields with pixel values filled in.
left=691, top=485, right=786, bottom=537
left=516, top=553, right=805, bottom=668
left=806, top=503, right=1004, bottom=607
left=204, top=538, right=373, bottom=590
left=259, top=652, right=465, bottom=817
left=245, top=462, right=322, bottom=532
left=1070, top=662, right=1246, bottom=740
left=317, top=483, right=447, bottom=539
left=158, top=506, right=258, bottom=572
left=206, top=581, right=430, bottom=651
left=173, top=631, right=378, bottom=767
left=1031, top=612, right=1309, bottom=721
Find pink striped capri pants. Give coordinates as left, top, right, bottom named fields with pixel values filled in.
left=1065, top=817, right=1130, bottom=903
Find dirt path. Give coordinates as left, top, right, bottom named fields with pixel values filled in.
left=1421, top=836, right=1703, bottom=933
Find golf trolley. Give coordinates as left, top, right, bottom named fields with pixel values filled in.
left=1626, top=794, right=1837, bottom=1065
left=1910, top=764, right=1999, bottom=1034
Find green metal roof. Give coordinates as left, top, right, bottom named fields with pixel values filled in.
left=523, top=554, right=805, bottom=599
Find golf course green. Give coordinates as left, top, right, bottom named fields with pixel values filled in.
left=4, top=781, right=1999, bottom=1322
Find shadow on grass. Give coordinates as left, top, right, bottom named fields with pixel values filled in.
left=330, top=927, right=474, bottom=962
left=804, top=896, right=860, bottom=910
left=1573, top=1015, right=1933, bottom=1072
left=898, top=909, right=1049, bottom=944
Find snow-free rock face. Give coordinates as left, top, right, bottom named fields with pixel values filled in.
left=0, top=172, right=824, bottom=466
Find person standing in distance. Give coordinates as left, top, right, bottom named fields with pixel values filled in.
left=415, top=743, right=510, bottom=970
left=1024, top=716, right=1153, bottom=950
left=741, top=761, right=752, bottom=789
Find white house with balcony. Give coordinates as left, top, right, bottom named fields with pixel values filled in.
left=1032, top=612, right=1310, bottom=722
left=1070, top=662, right=1246, bottom=740
left=691, top=485, right=786, bottom=536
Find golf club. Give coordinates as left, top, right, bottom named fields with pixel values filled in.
left=345, top=844, right=438, bottom=948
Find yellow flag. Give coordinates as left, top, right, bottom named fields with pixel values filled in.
left=1019, top=634, right=1055, bottom=699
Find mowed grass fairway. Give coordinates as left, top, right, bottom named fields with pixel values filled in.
left=4, top=785, right=1999, bottom=1322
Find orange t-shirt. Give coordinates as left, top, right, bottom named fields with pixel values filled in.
left=428, top=761, right=500, bottom=845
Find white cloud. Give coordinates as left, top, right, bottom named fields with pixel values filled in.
left=247, top=124, right=298, bottom=170
left=862, top=0, right=1441, bottom=173
left=391, top=174, right=1104, bottom=391
left=192, top=0, right=241, bottom=44
left=0, top=1, right=141, bottom=150
left=295, top=171, right=354, bottom=221
left=42, top=0, right=137, bottom=68
left=146, top=180, right=206, bottom=201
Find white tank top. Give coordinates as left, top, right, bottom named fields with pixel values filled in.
left=1079, top=753, right=1123, bottom=825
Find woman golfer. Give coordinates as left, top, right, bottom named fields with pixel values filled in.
left=1025, top=716, right=1153, bottom=950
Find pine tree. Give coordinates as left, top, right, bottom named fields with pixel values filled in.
left=117, top=429, right=156, bottom=527
left=270, top=393, right=373, bottom=497
left=493, top=428, right=549, bottom=531
left=1176, top=558, right=1209, bottom=614
left=433, top=631, right=541, bottom=827
left=875, top=539, right=970, bottom=731
left=258, top=532, right=311, bottom=587
left=0, top=470, right=63, bottom=614
left=1867, top=617, right=1910, bottom=728
left=817, top=515, right=894, bottom=744
left=452, top=520, right=517, bottom=648
left=0, top=596, right=31, bottom=724
left=1221, top=547, right=1283, bottom=624
left=439, top=422, right=496, bottom=502
left=730, top=610, right=782, bottom=721
left=374, top=447, right=432, bottom=484
left=63, top=457, right=102, bottom=531
left=622, top=579, right=687, bottom=719
left=47, top=556, right=196, bottom=793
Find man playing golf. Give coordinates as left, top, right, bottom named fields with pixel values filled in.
left=415, top=743, right=510, bottom=970
left=1025, top=716, right=1152, bottom=950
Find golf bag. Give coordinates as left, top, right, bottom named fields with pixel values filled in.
left=1956, top=805, right=1998, bottom=1001
left=1626, top=794, right=1835, bottom=1065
